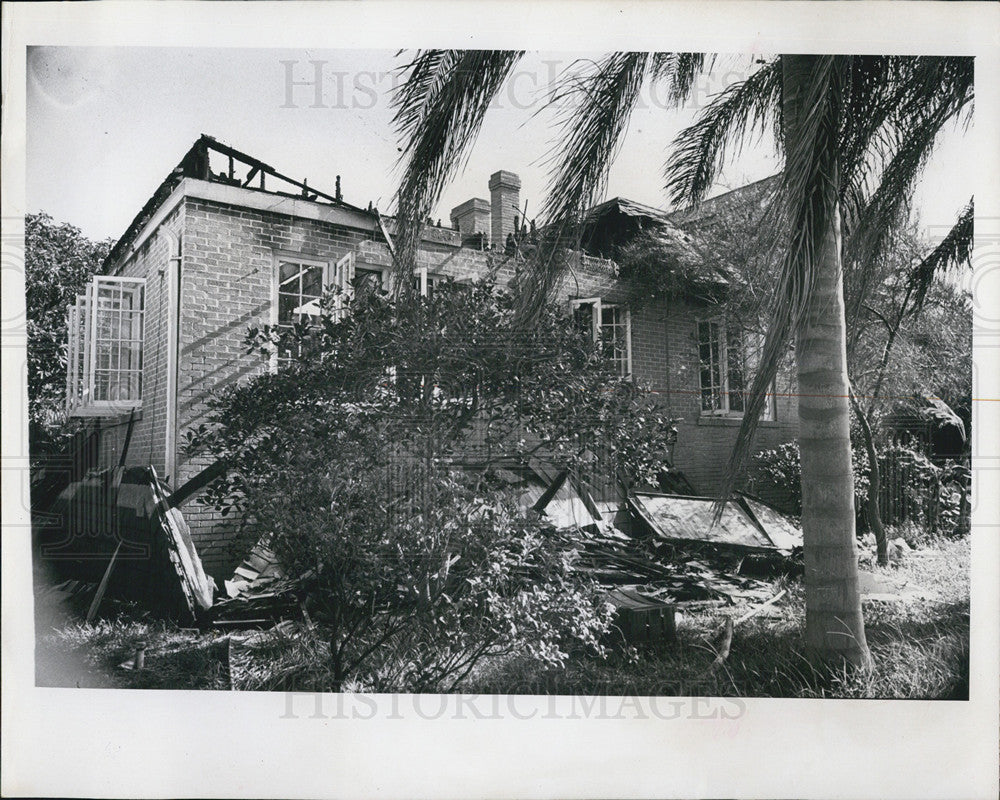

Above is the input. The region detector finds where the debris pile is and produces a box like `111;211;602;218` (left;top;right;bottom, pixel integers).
210;540;304;628
37;455;806;658
38;465;214;623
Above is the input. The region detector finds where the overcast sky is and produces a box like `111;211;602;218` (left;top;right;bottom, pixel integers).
27;47;975;245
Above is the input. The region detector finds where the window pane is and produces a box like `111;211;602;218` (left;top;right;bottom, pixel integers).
279;261;302;286
301;265;323;298
574;302;594;336
698;321;723;412
278;293;299;324
727;329;745;412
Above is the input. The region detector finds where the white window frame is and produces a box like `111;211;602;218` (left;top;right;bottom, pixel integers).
697;318;775;420
570;297;632;377
66;275;145;417
270;252;339;370
412;266;440;298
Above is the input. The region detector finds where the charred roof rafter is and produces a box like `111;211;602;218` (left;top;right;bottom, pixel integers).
102;134;365;274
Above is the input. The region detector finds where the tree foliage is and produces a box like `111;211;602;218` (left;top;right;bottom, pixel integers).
387;50;970;668
186;274;677;691
25;212;112;442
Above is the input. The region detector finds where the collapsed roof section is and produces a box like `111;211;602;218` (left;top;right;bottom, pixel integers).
579;196;732;295
101;134;367;275
103;135;761;292
582;197;703;260
41;465;214;622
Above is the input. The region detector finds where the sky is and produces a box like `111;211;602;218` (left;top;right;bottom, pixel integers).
26;47;975;246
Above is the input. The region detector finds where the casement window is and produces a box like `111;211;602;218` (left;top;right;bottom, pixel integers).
570;297;632;377
66;276;145;416
272;252;439;367
697;318;775;419
335;254;435;299
273;255;333;364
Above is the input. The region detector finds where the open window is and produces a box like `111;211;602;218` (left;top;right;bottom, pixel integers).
697;318;775;419
338;255;434;301
272;255;335;365
570;297;632;377
66;276;145;416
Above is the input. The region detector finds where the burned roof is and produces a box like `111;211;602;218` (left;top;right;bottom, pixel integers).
102;134;366;274
580;196;703;261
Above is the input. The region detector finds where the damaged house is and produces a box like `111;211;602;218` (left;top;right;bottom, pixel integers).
52;135;800;588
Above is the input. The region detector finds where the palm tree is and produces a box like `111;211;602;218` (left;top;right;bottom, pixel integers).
390;51;972;668
667;55;970;665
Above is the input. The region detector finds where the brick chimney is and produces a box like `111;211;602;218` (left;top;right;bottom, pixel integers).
450;198;491;244
489;170;521;250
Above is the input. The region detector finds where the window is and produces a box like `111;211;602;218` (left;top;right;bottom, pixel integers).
354;266;386;297
570;297;632;377
274;255;332;364
697;319;774;419
66;276;145;415
412;267;438;298
336;255;432;299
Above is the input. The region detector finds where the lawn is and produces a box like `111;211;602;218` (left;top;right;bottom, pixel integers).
34;534;970;699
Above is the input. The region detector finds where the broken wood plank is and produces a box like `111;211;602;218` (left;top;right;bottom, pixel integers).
165;460;228;510
531;469;569;513
86;542;122;624
734;589;788;625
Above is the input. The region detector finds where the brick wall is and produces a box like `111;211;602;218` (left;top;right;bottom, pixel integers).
173;197;385;573
661;298;799;497
94;205;181;481
96;192;799;579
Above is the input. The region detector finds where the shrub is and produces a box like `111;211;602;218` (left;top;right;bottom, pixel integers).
187;278;675;691
749;439;962;536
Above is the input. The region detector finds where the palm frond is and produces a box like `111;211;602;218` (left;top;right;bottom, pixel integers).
841;56;973;315
512;53;654;326
664;58;782;208
391;50;463;142
543;52;652;224
846;91;966;281
911;198;973;310
650;52;713;106
392;49;524;293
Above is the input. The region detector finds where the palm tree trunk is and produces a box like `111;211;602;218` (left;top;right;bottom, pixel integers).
783;55;873;669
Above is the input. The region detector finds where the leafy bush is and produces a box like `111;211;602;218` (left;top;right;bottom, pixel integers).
25;213;112;450
187;278;675;691
749;439;962;536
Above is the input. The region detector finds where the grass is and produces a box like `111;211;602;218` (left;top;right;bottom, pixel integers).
34;535;970;698
35;613;231;690
465;535;971;699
